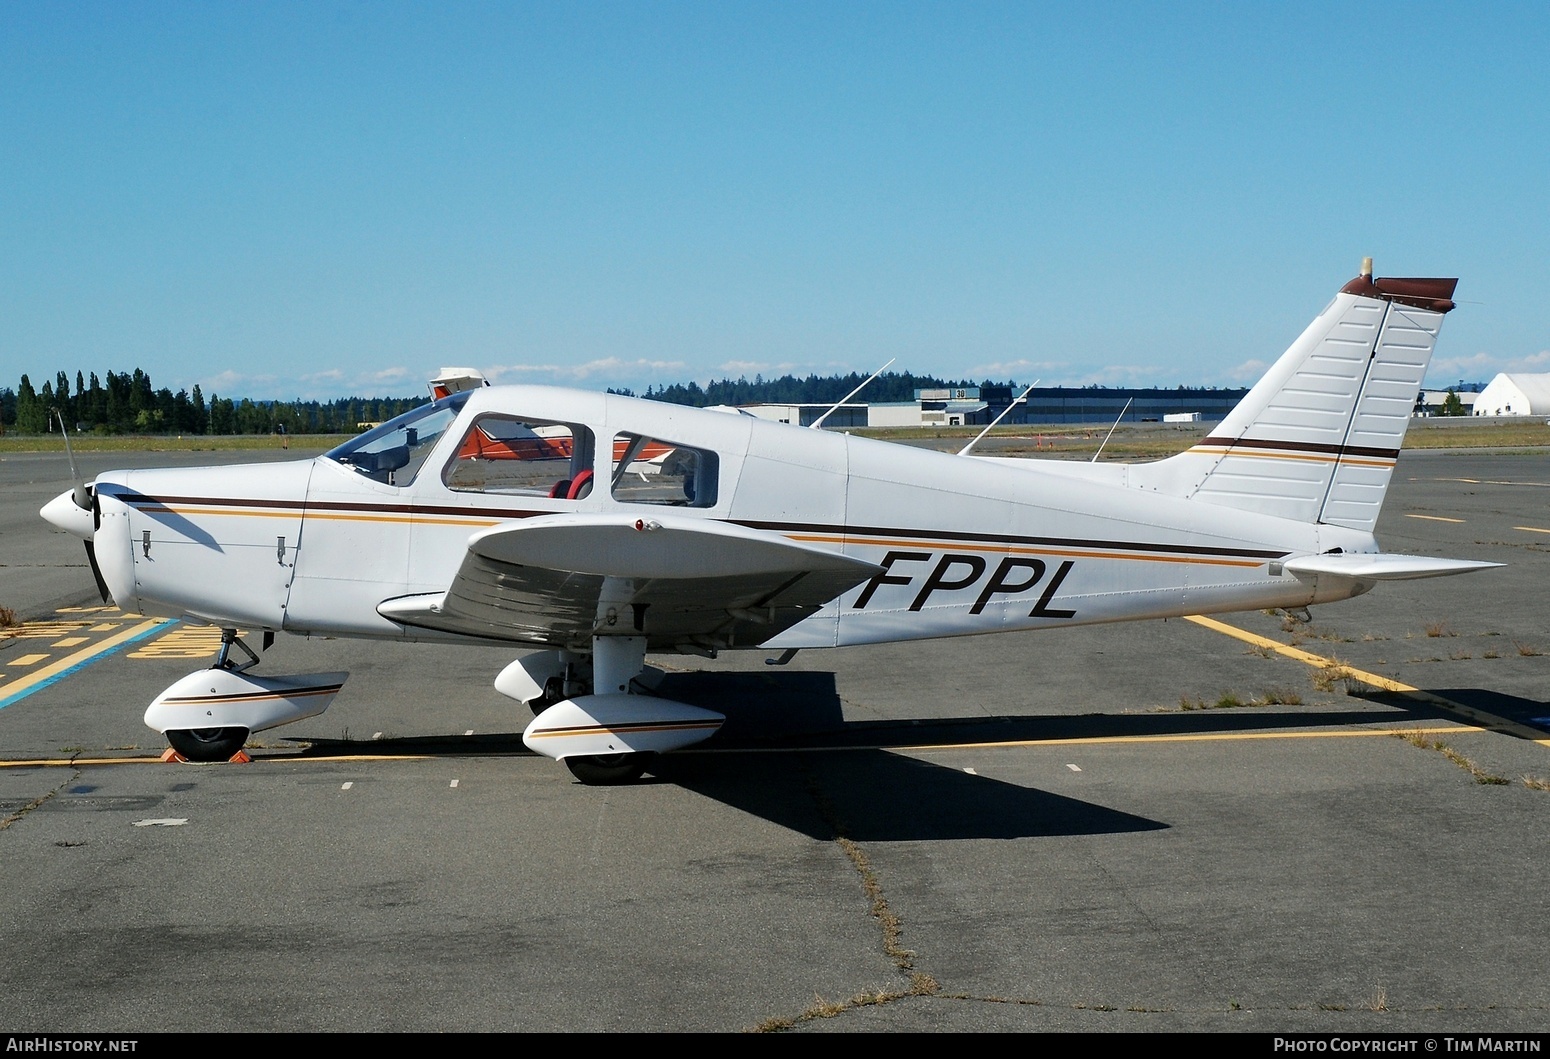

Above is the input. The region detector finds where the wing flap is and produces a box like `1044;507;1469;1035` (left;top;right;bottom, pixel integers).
379;514;880;650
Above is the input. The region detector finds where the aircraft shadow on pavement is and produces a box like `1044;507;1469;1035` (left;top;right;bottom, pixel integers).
291;670;1502;844
649;750;1168;842
293;669;1487;766
1399;688;1550;732
655;669;1476;750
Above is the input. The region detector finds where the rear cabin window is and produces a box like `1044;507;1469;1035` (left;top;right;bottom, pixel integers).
443;415;596;498
610;433;718;508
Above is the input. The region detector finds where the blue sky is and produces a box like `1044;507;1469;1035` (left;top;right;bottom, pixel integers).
3;2;1547;401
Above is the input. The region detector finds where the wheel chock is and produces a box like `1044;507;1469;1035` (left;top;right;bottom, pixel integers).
228;750;251;763
160;747;188;763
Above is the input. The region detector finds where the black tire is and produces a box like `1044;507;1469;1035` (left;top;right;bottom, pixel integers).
564;752;653;786
165;727;249;762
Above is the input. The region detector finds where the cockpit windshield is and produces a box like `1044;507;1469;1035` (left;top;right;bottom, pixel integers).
325;392;471;486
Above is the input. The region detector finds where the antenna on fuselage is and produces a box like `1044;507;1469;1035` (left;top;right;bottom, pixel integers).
957;380;1038;457
1091;397;1134;462
809;358;895;429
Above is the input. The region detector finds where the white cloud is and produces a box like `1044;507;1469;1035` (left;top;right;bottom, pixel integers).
1224;359;1271;385
715;360;774;376
198;370;278;395
967;358;1069;381
1066;364;1170;387
482;357;689;387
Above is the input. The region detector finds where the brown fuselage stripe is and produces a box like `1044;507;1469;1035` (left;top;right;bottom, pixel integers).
1186;448;1394;469
1196;436;1400;460
116;495;1289;566
529;721;723;739
161;684;345;705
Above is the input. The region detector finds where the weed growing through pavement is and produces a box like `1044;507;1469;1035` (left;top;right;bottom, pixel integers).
1394;731;1509;785
1311;661;1353;694
1177;689;1302;711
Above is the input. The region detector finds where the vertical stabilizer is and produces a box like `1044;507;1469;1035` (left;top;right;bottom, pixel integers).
1130;264;1456;532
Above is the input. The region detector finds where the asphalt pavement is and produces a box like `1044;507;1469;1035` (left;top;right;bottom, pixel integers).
1;444;1547;1033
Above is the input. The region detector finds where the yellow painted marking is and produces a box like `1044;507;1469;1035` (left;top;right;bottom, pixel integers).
55;605;120;614
128;626;232;659
0;619;171;701
51;637;88;648
0;753;430;768
6;622;93;639
1184;614;1550;747
901;725;1484;752
1514;526;1550;535
89;623;122;632
0;728;1485;769
7;654;49;667
1405;514;1465;523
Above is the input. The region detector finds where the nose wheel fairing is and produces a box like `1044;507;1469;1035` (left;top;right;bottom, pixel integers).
145;668;348;758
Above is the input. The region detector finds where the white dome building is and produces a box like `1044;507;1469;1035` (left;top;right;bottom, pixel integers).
1472;373;1550;416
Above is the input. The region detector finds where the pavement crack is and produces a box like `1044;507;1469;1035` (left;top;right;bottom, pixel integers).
0;768;79;832
747;765;941;1032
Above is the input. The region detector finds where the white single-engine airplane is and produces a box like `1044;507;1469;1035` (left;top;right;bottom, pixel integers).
42;261;1499;783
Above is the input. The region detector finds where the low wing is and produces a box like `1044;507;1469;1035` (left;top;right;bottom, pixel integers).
377;513;881;652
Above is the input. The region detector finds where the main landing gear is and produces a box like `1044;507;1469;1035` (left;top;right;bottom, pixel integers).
498;637;725;786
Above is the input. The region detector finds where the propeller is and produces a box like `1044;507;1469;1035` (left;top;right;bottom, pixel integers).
54;411;112;605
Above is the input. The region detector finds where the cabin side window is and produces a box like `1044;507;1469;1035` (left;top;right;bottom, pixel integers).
443;414;596;498
610;433;719;508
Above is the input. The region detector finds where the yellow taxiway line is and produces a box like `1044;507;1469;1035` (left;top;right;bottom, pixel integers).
1184;614;1550;747
0;753;433;769
899;725;1484;753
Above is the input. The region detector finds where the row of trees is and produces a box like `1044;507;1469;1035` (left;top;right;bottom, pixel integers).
614;371;1020;407
5;367;1480;436
6;367;1030;436
3;370;427;436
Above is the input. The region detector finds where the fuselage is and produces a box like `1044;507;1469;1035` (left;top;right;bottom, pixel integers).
78;384;1372;651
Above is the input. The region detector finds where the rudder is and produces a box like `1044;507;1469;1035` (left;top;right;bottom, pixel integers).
1131;262;1456;532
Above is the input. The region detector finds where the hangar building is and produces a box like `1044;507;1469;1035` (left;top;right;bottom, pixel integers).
1472;374;1550;417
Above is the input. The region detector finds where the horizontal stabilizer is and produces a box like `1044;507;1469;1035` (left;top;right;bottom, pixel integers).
1284;554;1502;583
